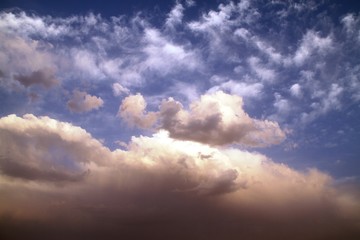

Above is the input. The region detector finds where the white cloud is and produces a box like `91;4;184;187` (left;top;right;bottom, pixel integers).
112;83;130;96
235;28;283;64
165;2;185;29
208;79;263;99
341;13;357;35
71;49;105;79
248;56;277;82
290;83;302;98
188;2;236;32
143;28;200;74
271;93;291;122
292;30;333;66
67;90;104;113
322;83;343;113
300;84;343;124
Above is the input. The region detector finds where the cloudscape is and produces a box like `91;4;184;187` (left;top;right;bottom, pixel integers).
0;0;360;239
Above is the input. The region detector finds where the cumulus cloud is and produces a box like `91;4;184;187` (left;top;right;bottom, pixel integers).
0;114;359;239
67;90;104;113
158;91;285;146
0;114;110;182
119;91;285;147
118;93;157;128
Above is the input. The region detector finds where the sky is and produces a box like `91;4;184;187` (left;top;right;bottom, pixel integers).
0;0;360;239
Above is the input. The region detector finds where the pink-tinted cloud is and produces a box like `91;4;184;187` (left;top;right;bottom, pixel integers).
119;91;286;147
67;90;104;113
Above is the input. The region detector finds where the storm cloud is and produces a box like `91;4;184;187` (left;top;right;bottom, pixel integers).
0;114;359;239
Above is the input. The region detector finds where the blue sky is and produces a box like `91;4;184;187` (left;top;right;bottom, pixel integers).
1;1;360;239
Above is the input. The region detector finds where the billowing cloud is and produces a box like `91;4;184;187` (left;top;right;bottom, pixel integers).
119;91;285;147
0;114;111;182
67;90;104;113
158;91;285;146
118;93;157;128
0;114;359;239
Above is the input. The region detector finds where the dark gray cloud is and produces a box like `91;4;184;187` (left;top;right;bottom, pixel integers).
0;156;86;182
14;67;59;88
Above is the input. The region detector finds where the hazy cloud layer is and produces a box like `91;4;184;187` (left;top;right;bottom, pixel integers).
0;114;359;239
119;91;286;147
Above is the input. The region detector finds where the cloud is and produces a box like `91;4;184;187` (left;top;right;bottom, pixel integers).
270;93;291;122
292;30;333;66
14;67;59;88
165;2;185;29
67;90;104;113
118;93;157;128
71;49;105;79
234;28;283;64
290;83;302;98
248;56;277;82
0;114;359;239
119;91;285;147
300;83;344;124
0;114;110;182
112;83;130;96
0;32;56;89
143;28;200;74
158;91;285;146
207;77;264;99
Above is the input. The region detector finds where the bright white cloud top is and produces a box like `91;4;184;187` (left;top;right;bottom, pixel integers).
0;0;360;239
